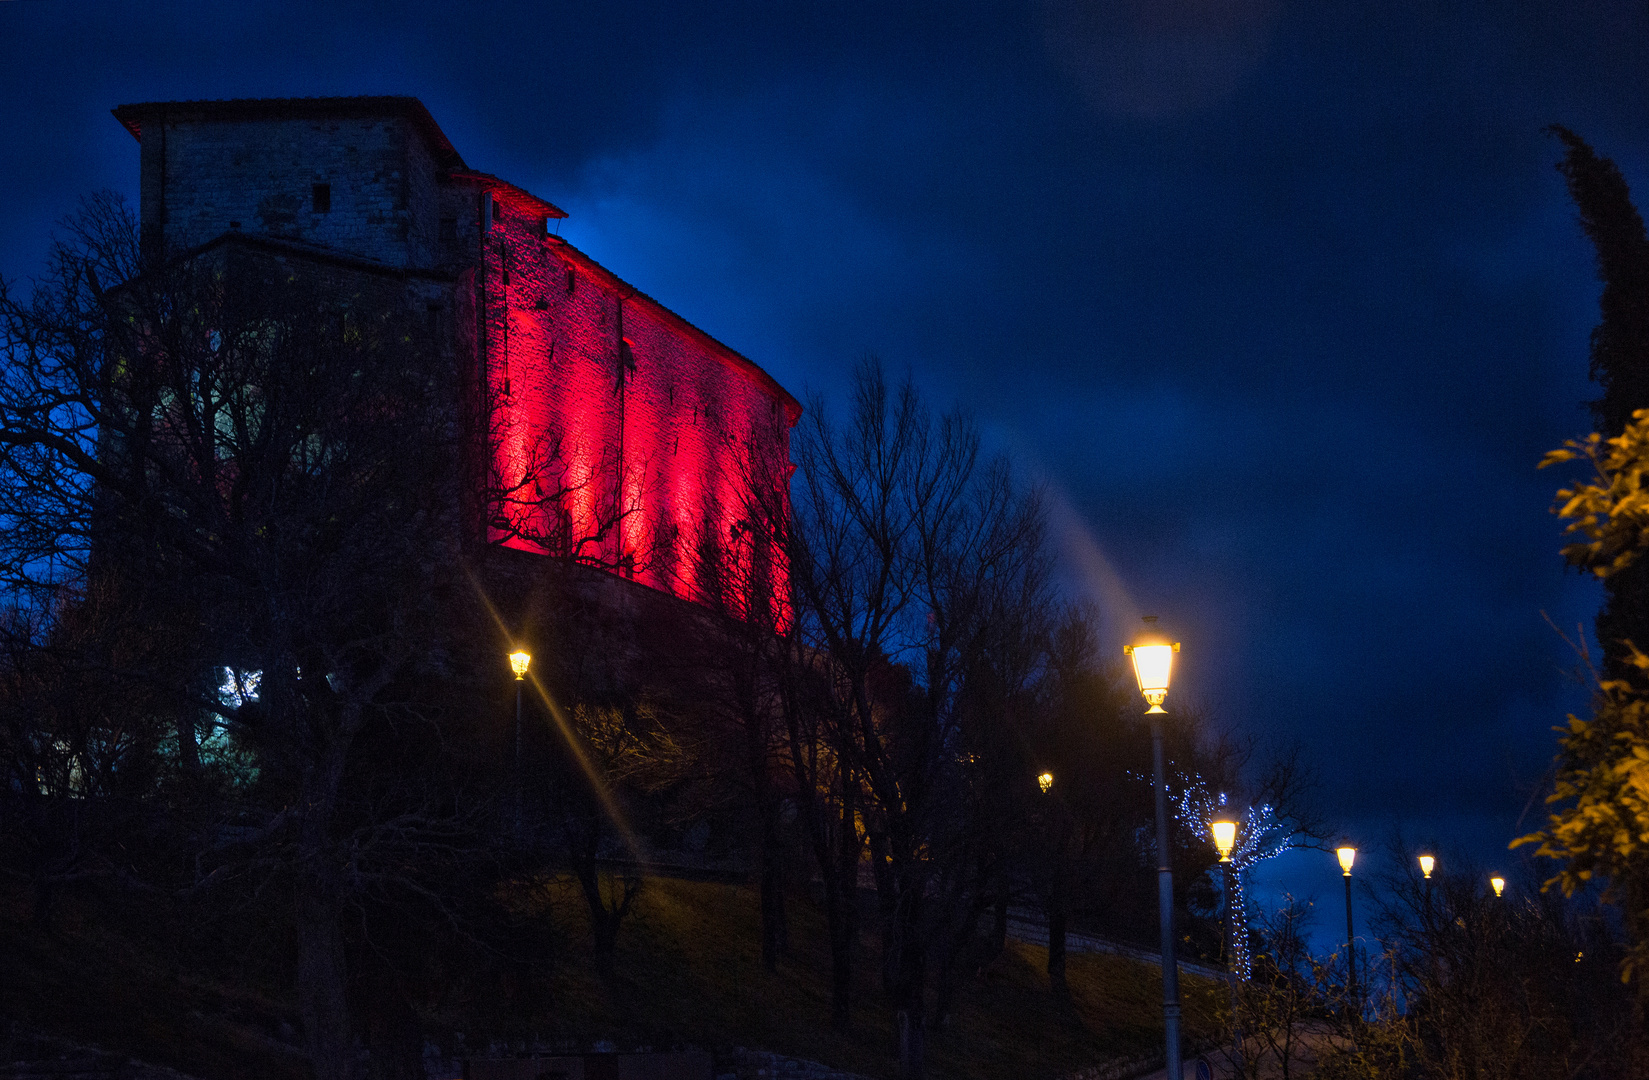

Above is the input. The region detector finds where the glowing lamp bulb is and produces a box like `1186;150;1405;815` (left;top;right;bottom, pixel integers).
509;650;531;680
1211;818;1238;862
1336;844;1357;876
1124;619;1179;714
1418;854;1435;880
1490;876;1505;898
1038;771;1054;794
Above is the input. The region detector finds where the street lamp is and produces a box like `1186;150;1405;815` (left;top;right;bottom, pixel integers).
1210;812;1242;1071
1490;876;1505;898
1417;853;1438;977
1337;842;1358;1013
1125;616;1183;1080
509;650;530;828
1038;771;1054;794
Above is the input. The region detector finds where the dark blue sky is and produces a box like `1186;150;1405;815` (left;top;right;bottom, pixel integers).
3;0;1645;910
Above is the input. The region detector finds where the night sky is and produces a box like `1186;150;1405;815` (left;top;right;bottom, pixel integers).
3;1;1646;923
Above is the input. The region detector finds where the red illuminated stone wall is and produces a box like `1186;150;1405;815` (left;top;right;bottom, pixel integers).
476;188;798;624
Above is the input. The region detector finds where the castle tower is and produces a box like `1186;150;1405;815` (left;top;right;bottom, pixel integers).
113;96;799;623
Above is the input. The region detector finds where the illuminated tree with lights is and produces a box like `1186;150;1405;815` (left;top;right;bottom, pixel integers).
1173;773;1309;978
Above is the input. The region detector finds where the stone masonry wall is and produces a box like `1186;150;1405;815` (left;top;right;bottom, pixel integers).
148;113;427;266
480;195;796;617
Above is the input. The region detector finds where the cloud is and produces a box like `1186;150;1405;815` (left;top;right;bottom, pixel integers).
1038;0;1282;119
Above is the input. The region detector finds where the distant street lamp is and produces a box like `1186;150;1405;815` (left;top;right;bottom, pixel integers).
1210;812;1242;1070
1039;770;1055;795
1491;876;1506;898
1125;616;1183;1080
1418;854;1435;880
1337;842;1358;1013
509;650;530;828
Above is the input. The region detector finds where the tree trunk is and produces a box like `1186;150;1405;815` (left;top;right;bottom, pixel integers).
1047;901;1069;999
176;709;201;774
297;881;353;1080
869;830;899;993
293;724;357;1080
826;870;855;1029
576;850;640;980
758;798;788;972
897;1004;925;1080
579;861;619;977
990;887;1009;961
891;878;927;1080
930;901;981;1030
829;778;862;1029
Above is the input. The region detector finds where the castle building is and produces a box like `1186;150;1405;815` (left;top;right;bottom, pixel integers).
111;96;799;622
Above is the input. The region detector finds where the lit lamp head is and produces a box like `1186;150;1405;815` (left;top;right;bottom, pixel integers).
1038;771;1054;794
1211;817;1238;862
508;650;531;681
1490;876;1505;898
1124;617;1180;715
1336;843;1357;877
1418;854;1435;880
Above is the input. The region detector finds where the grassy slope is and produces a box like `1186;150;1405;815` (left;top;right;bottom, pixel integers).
0;876;1221;1080
461;876;1223;1080
0;883;307;1080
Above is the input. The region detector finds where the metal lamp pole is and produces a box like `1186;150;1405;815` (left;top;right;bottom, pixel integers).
1127;618;1182;1080
1211;815;1242;1072
1150;717;1181;1078
1337;843;1358;1016
509;650;531;829
1419;854;1436;977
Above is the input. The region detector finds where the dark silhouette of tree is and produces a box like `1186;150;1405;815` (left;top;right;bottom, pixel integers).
1551;125;1649;678
1023;607;1140;999
1551;126;1649;438
784;358;1049;1080
0;194;609;1080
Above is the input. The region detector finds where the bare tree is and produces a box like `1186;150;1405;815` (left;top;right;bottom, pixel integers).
0;194;566;1079
784;358;1049;1080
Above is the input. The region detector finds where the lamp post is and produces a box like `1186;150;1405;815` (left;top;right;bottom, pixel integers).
1337;842;1358;1015
1039;770;1054;795
1490;876;1505;898
1125;616;1182;1080
1211;812;1242;1072
509;649;530;827
1418;853;1436;968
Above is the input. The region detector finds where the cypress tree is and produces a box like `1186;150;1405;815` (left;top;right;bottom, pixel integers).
1552;125;1649;672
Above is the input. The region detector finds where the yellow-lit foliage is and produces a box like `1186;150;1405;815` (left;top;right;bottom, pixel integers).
1514;645;1649;977
1520;411;1649;981
1541;407;1649;579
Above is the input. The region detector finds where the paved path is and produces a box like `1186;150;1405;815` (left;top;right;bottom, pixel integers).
1003;914;1227;981
1128;1056;1236;1080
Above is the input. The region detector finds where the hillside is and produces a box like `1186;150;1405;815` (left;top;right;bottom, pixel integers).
0;874;1222;1080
